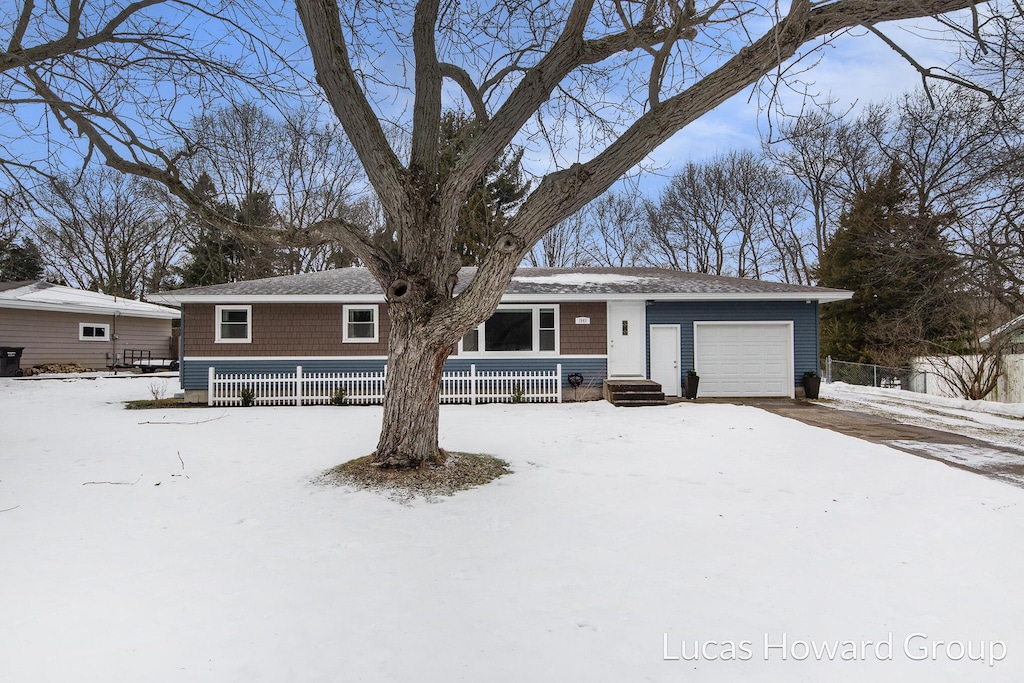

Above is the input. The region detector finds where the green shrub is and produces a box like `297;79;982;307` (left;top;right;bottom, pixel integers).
240;387;255;407
330;388;348;406
510;384;526;404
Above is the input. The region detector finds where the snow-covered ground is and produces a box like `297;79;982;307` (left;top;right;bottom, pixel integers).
3;375;1024;682
820;382;1024;452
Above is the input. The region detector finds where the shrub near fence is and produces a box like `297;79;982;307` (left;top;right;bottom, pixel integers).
911;354;1024;403
208;364;562;407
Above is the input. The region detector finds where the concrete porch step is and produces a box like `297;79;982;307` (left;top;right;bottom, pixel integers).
613;398;670;407
603;379;668;407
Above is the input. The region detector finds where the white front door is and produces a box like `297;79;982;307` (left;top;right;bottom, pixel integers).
607;301;646;377
649;324;681;397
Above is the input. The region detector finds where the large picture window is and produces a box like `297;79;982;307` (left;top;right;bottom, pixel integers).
215;305;251;343
343;305;379;343
460;305;558;355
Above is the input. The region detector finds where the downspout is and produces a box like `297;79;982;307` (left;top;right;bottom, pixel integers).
178;304;184;390
111;311;119;375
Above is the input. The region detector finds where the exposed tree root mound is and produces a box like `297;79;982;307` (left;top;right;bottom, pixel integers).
319;452;511;502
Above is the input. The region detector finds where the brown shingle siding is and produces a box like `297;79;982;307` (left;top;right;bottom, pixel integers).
560;302;607;355
183;303;390;356
182;301;603;357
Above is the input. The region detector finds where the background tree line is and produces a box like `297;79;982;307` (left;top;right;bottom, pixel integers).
526;84;1024;370
0;104;530;296
2;85;1022;373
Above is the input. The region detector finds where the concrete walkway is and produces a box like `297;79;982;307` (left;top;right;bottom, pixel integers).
694;397;1024;489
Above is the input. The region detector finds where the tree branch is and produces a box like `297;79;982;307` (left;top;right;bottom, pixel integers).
862;23;999;105
23;65;244;238
441;0;597;224
440;62;488;122
306;217;392;282
508;0;1000;249
295;0;410;234
410;0;442;177
8;0;35;52
1;0;166;74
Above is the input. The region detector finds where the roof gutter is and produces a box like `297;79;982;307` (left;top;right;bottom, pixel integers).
149;291;854;306
0;299;181;319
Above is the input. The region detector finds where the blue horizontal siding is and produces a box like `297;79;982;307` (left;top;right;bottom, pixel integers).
645;300;820;385
182;358;386;390
183;356;607;390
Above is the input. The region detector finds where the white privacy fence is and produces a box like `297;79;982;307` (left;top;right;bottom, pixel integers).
207;364;562;407
911;354;1024;403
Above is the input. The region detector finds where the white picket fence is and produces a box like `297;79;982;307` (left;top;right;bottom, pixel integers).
207;364;562;407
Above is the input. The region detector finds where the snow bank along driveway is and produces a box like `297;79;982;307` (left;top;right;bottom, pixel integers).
2;376;1024;682
821;382;1024;486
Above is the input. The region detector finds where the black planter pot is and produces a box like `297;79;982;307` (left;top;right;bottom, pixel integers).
684;375;700;400
803;375;821;400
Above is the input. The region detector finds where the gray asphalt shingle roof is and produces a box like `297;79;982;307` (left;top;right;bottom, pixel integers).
152;266;849;301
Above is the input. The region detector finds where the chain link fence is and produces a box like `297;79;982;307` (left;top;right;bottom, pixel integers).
824;356;920;391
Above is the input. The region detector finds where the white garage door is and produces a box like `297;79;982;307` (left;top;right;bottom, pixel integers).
694;322;794;397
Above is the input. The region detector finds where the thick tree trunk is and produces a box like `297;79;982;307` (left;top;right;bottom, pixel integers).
372;300;452;468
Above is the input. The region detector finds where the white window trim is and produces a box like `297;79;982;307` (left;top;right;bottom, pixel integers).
343;304;379;343
78;323;110;341
215;305;252;344
458;304;560;357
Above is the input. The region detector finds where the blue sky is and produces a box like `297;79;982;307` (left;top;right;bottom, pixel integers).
557;19;963;196
1;4;970;205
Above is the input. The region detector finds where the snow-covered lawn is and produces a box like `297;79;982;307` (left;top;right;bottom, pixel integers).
3;376;1024;682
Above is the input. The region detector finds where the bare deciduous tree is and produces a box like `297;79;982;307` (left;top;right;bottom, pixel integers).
1;2;279;197
5;0;1020;466
922;308;1013;400
647;151;812;282
185;102;364;275
766;107;854;255
651;161;731;274
525;212;594;268
34;170;182;298
581;189;647;267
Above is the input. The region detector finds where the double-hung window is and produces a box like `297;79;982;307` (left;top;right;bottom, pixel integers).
343;305;379;343
215;305;252;343
460;305;558;355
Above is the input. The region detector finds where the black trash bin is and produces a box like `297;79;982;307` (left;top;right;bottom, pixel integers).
0;347;24;377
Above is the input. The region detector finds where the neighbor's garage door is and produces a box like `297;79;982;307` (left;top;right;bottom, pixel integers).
694;322;793;397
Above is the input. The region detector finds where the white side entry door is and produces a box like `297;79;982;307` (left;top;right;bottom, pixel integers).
649;324;681;397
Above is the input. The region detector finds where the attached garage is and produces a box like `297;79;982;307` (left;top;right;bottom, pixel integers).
646;296;846;400
693;321;795;398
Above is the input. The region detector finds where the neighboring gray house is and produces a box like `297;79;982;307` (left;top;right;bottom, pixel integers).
150;267;851;403
0;281;180;371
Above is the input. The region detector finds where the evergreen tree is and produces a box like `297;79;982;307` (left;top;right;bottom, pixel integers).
817;163;967;366
0;237;44;281
232;190;281;280
178;175;280;286
439;112;530;266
